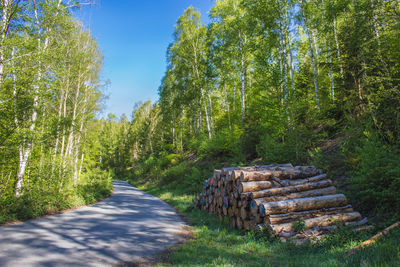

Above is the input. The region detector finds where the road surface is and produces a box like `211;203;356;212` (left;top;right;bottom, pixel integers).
0;181;187;266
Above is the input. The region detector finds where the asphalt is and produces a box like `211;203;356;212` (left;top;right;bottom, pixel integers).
0;180;187;267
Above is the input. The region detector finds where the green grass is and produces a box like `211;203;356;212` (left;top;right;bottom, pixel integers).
0;168;113;224
128;178;400;267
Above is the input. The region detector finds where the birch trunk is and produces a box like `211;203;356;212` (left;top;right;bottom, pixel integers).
181;106;184;151
240;48;246;122
201;88;212;138
233;83;236;111
333;18;344;76
288;34;296;98
301;0;320;110
327;40;335;103
193;102;197;135
279;16;288;116
16;0;42;196
0;0;11;86
371;0;381;49
312;30;319;75
223;84;231;130
207;93;213;130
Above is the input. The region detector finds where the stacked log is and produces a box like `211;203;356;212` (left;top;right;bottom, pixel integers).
193;164;366;238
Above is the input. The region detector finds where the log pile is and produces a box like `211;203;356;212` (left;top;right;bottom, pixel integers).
193;164;366;239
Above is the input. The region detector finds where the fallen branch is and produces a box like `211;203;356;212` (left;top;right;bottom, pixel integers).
346;221;400;256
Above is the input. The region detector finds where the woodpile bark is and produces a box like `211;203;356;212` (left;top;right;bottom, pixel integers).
193;164;366;240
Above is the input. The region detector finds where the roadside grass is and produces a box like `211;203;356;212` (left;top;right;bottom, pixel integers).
128;177;400;267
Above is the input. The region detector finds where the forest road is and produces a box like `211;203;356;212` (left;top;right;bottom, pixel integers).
0;180;187;267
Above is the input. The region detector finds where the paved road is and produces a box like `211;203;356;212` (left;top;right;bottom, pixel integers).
0;181;187;267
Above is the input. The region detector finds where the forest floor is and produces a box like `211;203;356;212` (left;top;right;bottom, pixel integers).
127;154;400;267
0;181;186;267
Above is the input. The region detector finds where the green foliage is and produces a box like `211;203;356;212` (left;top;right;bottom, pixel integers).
0;167;112;224
196;127;245;163
0;1;109;223
292;219;306;233
160;162;190;185
350;134;400;218
77;167;113;204
256;131;309;165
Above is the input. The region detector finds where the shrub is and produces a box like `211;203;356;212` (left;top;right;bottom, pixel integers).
349;133;400;218
197;126;245;163
160;162;190;185
256;130;309;165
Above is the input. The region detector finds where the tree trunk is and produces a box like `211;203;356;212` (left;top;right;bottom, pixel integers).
0;0;10;86
301;0;320;110
259;194;348;215
333;18;344;76
371;0;381;49
207;92;213;130
240;57;246;122
268;205;354;224
346;222;400;255
327;40;335;103
238;181;274;193
239;32;247;122
252;186;337;206
270;212;362;234
223;84;231;130
251;179;332;199
240;170;273;182
279;16;288;115
201;88;212;138
16;0;42;196
288;34;296;99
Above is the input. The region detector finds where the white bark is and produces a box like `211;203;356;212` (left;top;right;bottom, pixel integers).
0;0;11;86
288;34;296;98
193;101;197;135
333;18;344;77
207;92;213;130
371;0;381;49
312;30;319;75
16;0;42;196
201;88;212;138
327;40;335;103
181;106;184;151
223;84;231;130
301;0;320;110
239;32;247;122
279;17;288;111
233;82;236;110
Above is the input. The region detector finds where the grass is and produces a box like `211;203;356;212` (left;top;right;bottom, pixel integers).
0;169;113;225
127;177;400;267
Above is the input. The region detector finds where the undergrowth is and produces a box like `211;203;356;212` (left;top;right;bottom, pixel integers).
0;167;113;224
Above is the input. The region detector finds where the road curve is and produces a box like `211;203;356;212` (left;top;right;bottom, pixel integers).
0;181;186;266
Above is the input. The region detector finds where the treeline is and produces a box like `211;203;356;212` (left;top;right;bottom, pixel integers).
0;0;111;222
108;0;400;219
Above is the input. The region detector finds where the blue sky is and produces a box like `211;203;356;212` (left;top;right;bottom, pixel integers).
76;0;215;119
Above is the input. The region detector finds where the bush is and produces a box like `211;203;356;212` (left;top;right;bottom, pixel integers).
196;126;245;163
256;130;309;165
160;162;190;185
349;133;400;218
77;167;113;204
0;167;113;224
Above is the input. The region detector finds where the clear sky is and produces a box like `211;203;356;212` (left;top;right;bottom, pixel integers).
76;0;215;119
